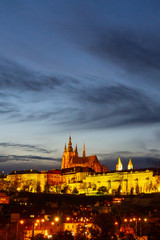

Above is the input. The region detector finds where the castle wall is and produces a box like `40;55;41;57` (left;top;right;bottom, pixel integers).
82;169;160;195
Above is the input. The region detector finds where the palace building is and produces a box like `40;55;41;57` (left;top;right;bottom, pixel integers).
0;135;160;195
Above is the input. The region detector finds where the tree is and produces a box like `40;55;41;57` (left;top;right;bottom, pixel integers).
52;230;74;240
36;181;41;193
74;224;88;240
97;186;107;195
61;185;70;194
93;213;117;240
89;224;101;240
31;233;45;240
117;185;122;195
72;187;78;194
44;181;50;193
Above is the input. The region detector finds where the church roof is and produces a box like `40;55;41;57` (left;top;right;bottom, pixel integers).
71;155;98;164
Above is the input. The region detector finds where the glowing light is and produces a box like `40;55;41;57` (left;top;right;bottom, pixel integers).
51;222;54;225
124;219;127;222
115;222;118;225
20;220;24;224
130;219;133;222
133;218;136;221
144;218;147;222
55;217;59;222
41;219;45;222
138;218;141;221
36;219;40;223
66;217;70;221
45;230;48;236
35;223;38;226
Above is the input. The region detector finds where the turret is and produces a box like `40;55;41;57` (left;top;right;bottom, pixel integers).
67;134;73;152
64;143;67;152
74;144;78;156
83;144;86;157
128;158;133;170
116;157;123;171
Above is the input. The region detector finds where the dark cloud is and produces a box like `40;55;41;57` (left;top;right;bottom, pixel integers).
98;150;160;170
0;58;63;92
0;153;61;173
0;142;56;154
0;57;160;130
89;28;160;77
0;154;60;163
74;84;160;128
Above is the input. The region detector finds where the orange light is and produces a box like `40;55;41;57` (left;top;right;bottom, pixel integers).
20;220;24;224
133;218;136;221
124;219;127;222
115;222;118;225
51;222;54;225
36;219;40;223
130;219;133;222
144;218;147;222
55;217;59;222
41;219;45;223
35;223;38;226
66;217;70;221
138;218;141;221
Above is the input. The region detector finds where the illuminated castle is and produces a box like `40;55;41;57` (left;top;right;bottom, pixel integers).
61;135;107;173
0;135;160;195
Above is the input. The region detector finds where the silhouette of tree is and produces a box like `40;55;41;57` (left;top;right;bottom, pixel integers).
44;181;50;193
72;187;78;194
97;186;107;195
52;230;74;240
93;213;117;240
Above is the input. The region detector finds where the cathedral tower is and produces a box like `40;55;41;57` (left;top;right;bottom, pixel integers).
61;134;77;169
83;144;86;158
128;158;133;170
116;157;123;171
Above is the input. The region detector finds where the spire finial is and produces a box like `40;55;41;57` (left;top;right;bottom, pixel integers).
116;157;123;171
67;133;73;152
83;143;86;157
128;157;133;170
64;143;67;152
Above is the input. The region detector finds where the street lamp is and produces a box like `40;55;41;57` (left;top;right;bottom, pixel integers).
16;220;24;240
55;217;59;222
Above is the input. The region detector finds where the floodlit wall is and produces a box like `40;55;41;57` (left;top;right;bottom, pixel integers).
82;169;160;195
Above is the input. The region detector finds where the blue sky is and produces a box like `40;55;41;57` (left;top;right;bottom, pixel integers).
0;0;160;173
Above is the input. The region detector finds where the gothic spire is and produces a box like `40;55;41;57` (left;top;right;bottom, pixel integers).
116;157;123;171
83;143;86;157
128;157;133;170
74;144;78;155
64;143;67;152
67;133;73;152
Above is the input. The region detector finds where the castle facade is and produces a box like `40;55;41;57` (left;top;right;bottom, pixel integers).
0;136;160;195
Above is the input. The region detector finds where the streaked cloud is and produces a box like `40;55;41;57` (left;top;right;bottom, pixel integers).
0;142;56;154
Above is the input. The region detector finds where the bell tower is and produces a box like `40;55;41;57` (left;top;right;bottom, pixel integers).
128;158;133;170
61;134;76;169
116;157;123;171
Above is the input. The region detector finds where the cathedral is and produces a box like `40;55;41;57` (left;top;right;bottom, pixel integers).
61;135;107;173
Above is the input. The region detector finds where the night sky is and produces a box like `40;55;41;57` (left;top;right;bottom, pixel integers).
0;1;160;173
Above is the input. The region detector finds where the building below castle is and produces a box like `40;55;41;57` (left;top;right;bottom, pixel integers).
0;136;160;195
